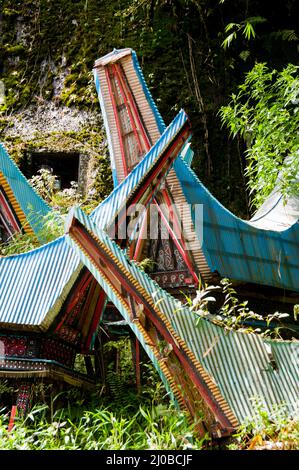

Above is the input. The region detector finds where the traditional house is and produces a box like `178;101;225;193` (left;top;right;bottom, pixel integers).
0;49;298;437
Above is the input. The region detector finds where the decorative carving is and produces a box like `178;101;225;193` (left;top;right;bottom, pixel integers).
0;335;39;358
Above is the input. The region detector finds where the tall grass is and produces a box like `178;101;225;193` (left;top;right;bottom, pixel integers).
1;341;298;450
0;401;207;450
0;358;208;450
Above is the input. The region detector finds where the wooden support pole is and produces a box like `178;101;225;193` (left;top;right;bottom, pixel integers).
84;356;95;378
8;405;17;432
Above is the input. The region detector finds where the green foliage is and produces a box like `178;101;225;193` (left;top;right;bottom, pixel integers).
0;366;297;449
104;338;135;397
222;17;267;49
0;384;207;450
1;335;205;450
229;399;299;450
190;278;291;338
29;169;63;204
0;210;64;256
0;168;88;256
136;257;156;273
220;63;299;208
29;168;96;213
0;380;15;395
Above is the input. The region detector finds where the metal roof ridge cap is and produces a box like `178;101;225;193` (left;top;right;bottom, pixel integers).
94;48;132;67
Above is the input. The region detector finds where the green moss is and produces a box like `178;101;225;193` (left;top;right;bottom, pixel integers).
1;44;25;55
2;7;20;16
0;113;112;201
2;0;294;214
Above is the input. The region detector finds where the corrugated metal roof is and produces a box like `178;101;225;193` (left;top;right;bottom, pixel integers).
93;50;213;280
90;109;189;228
97;49;299;292
66;208;238;433
0;143;51;234
182;319;299;422
249;185;299;231
68;206;299;424
0;111;187;329
176;158;299;292
0;237;80;329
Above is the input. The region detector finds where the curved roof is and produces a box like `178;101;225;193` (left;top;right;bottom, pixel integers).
131;47;299;233
95;48;299;292
250;187;299;231
68;205;299;427
0;236;79;329
0;143;51;235
0;111;188;328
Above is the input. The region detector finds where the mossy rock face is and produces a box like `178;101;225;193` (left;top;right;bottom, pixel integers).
1;0;296;215
1;102;113;202
0;0;134;112
0;1;124;201
0;0;249;214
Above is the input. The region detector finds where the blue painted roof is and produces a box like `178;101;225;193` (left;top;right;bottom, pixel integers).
68;206;299;424
177;156;299;291
0;143;51;234
103;49;299;292
0;236;79;329
0;111;187;328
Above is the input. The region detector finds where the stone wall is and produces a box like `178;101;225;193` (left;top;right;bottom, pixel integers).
3;102;104;196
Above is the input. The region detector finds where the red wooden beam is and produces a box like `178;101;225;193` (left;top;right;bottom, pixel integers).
108;123;191;241
111;65;196;280
84;288;107;352
161;188;184;245
111;64;144;155
68;219;235;433
54;270;92;333
114;63;152;151
8;405;17;432
108;64;196;283
153;200;199;284
79;279;98;332
105;66;128;177
133;211;147;261
0;189;21;235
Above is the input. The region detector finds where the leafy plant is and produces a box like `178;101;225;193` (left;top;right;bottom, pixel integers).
136;257;156;273
0;167;99;256
0;380;15;395
29;169;61;203
222;16;267;49
230;399;299;450
29;168;93;213
190;278;291;338
0;209;64;256
0;391;208;450
219;63;299;208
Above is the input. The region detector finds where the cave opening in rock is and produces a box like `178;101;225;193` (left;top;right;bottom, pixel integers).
22;151;80;190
